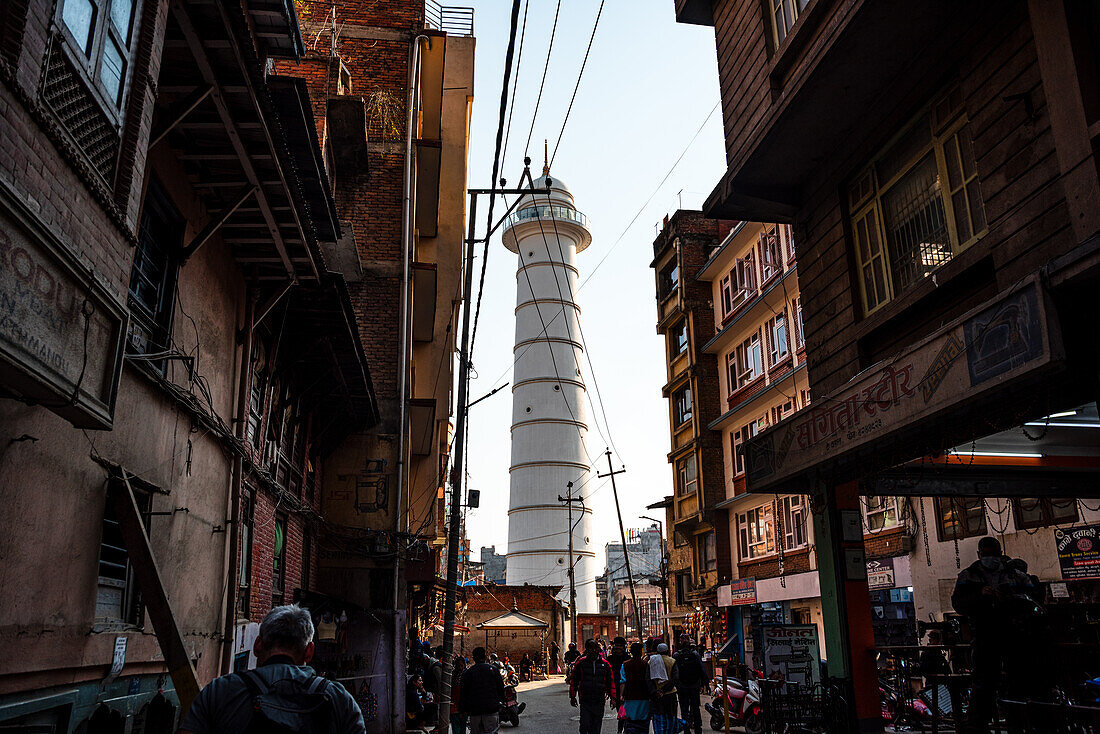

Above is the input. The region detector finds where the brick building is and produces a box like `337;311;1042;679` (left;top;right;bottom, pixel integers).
464;585;568;663
0;0;375;730
677;0;1100;726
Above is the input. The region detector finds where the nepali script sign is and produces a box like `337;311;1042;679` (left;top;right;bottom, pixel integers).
745;277;1059;493
762;625;820;688
1056;524;1100;581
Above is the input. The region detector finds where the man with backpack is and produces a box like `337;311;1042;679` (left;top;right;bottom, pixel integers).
180;604;365;734
569;639;617;734
673;637;705;734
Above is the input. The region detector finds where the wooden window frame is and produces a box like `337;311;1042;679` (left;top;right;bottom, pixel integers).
673;383;693;427
676;453;698;497
934;496;987;541
670;318;689;358
737;504;775;561
1012;498;1078;530
698;531;718;573
126;180;180;372
735;330;764;390
732;417;765;477
849;94;987;316
53;0;141;123
766;0;810;50
759;227;782;285
765;311;790;368
781;495;807;550
864;496;900;532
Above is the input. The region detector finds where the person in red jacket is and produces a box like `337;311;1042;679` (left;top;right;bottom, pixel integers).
570;639;617;734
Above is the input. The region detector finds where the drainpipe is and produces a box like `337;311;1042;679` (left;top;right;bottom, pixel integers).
221;289;256;673
394;31;430;734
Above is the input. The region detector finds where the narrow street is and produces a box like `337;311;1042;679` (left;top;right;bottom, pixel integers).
513;676;615;731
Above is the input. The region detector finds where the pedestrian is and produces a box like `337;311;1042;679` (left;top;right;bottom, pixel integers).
570;639;617;734
673;637;705;734
452;655;469;734
550;640;561;674
564;642;581;667
460;646;507;734
651;643;678;734
607;637;629;683
520;652;533;682
179;604;365;734
406;673;438;730
619;642;654;733
952;536;1046;732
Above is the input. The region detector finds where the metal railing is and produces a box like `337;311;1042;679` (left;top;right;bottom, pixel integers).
424;1;474;36
504;205;589;230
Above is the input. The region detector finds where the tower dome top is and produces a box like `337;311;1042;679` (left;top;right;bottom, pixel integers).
530;174;571;196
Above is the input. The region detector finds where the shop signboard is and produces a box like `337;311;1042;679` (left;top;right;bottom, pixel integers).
761;624;820;688
745;276;1060;493
718;578;757;606
866;558;895;590
0;182;126;428
1056;524;1100;580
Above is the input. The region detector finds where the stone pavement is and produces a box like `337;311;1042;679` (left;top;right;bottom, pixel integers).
512;675;618;730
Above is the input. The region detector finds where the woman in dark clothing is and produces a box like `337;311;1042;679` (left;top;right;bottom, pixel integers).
520;652;533;682
619;642;653;731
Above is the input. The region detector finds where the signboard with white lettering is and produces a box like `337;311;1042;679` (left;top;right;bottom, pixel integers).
1056;524;1100;580
762;624;820;687
0;183;126;428
745;277;1059;493
718;578;756;607
866;558;896;590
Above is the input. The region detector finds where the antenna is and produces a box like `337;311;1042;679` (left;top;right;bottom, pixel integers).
543;139;550;176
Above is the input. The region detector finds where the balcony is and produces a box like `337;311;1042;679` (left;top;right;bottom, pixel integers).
504;204;588;231
424;1;474;36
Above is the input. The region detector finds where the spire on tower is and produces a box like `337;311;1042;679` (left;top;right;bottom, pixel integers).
543;139;550;176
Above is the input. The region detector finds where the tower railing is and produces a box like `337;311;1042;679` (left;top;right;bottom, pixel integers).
424;1;474;36
505;205;589;230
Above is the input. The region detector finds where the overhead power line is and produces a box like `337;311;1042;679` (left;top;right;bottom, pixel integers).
499;0;529;174
549;0;605;167
523;0;562;158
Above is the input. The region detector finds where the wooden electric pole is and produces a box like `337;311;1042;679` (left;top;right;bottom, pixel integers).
599;449;642;638
558;482;581;645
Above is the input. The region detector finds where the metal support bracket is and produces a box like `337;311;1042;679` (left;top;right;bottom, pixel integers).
180;184;257;262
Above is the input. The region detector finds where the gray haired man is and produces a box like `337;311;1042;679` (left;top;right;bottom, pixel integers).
180;604;365;734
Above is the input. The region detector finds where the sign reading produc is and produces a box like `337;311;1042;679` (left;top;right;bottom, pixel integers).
0;182;126;428
1056;525;1100;580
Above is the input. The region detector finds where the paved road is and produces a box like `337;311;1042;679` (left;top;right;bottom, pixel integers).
511;675;618;731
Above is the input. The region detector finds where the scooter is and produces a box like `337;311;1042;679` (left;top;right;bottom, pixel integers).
704;675;764;734
879;677;933;727
499;683;527;726
500;661;520;687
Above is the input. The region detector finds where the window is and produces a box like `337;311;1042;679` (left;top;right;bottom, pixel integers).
849;96;986;314
781;224;796;264
676;454;697;496
1012;498;1078;530
719;272;737;318
732;418;765;476
734;331;764;389
673;384;693;426
699;531;717;573
935;496;986;541
781;496;807;550
798;388;811;408
675;573;690;606
237;488;255;617
738;505;775;560
735;254;757;300
760;228;782;283
771;398;795;425
765;312;790;367
768;0;809;48
127;182;180;367
272;514;287;602
659;260;680;301
57;0;139;110
864;496;900;532
96;485;151;625
792;297;804;350
670;319;688;357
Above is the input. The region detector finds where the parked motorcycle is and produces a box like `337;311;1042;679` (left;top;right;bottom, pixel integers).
499;683;526;727
500;661;519;687
879;677;932;727
705;675;764;734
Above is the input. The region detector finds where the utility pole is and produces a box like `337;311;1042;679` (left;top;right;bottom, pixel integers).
558;482;581;646
599;448;642;639
640;515;670;643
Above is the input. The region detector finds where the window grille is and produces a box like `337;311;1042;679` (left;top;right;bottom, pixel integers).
41;39;119;180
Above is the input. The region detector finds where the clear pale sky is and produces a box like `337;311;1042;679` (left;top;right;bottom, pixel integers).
459;1;725;587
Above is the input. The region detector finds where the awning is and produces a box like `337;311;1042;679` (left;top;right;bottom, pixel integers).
477;610;548;630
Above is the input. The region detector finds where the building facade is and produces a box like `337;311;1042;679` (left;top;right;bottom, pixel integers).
651;211;736;643
678;0;1100;726
480;545;508;584
602;525;664;615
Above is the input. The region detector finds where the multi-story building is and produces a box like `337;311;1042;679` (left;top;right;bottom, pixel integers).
678;0;1100;726
0;0;376;729
480;545;508;584
651;211;736;643
602;525;663;615
614;584;666;641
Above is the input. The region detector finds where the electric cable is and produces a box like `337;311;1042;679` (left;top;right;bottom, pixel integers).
499;0;529;175
548;0;605;168
523;0;562;158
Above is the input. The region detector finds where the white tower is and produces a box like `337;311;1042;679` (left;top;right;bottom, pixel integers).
502;167;597;613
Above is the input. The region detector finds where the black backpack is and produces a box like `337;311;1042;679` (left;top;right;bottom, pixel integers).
237;670;336;733
675;651;705;688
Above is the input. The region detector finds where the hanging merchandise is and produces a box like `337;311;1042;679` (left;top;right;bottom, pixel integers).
358;680;379;722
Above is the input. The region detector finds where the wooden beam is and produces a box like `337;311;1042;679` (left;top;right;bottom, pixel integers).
108;471;201;716
181;184;256;261
171;0;318;281
150;84;213;148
